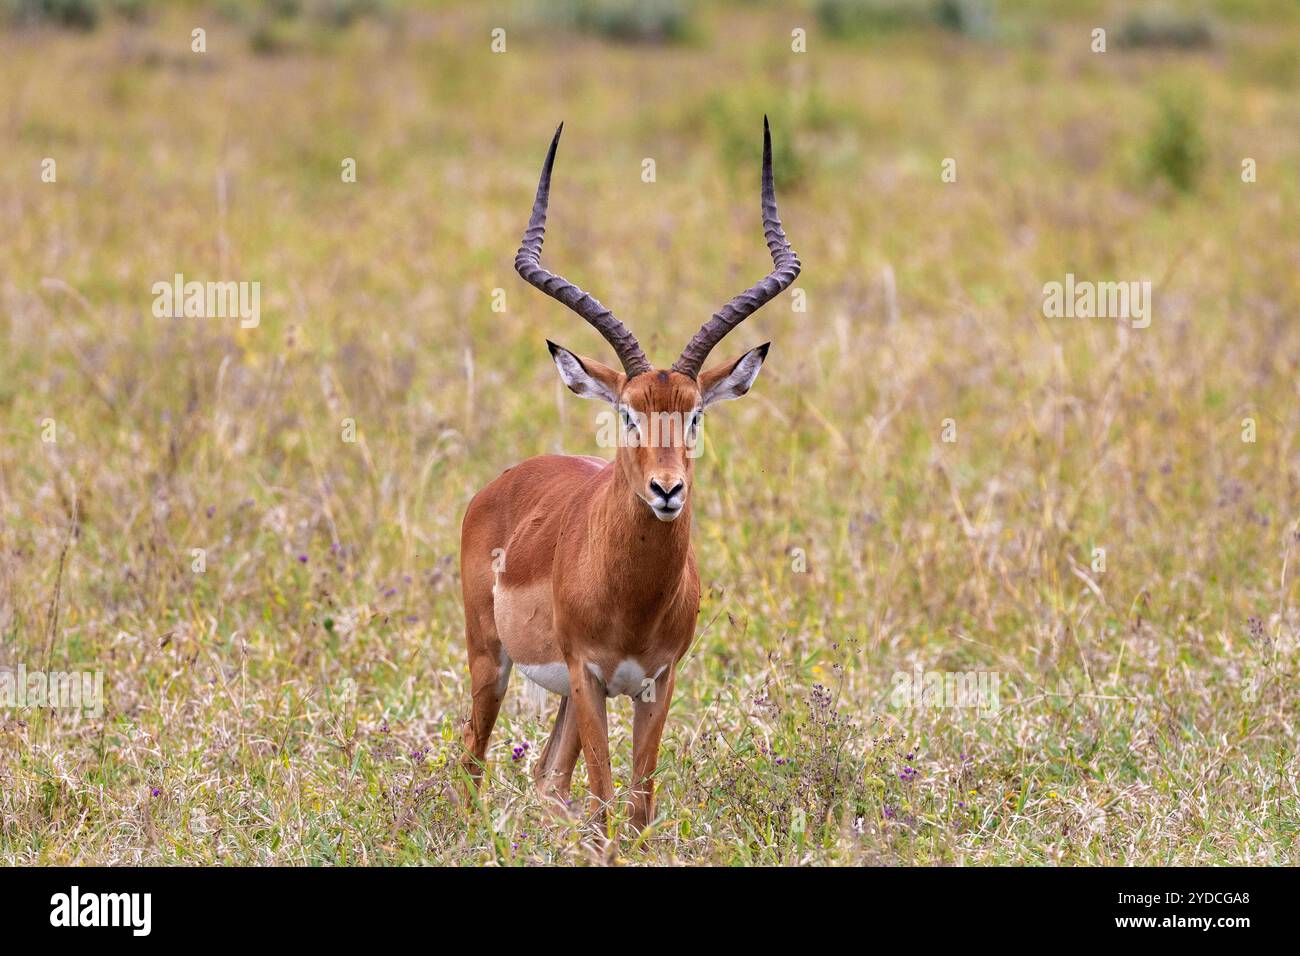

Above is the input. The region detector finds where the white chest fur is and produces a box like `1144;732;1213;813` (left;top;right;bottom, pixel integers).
588;659;668;699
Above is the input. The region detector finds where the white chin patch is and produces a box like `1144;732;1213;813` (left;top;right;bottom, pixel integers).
651;504;684;522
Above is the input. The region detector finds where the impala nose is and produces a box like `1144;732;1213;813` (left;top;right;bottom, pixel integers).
647;477;685;522
649;478;683;501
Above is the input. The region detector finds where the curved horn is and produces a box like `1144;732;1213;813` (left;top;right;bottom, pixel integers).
515;124;652;378
672;116;801;378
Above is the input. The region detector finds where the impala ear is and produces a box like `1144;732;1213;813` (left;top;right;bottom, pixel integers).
547;340;623;404
698;342;769;408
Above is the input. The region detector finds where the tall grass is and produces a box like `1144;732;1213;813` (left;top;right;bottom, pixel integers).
0;2;1297;864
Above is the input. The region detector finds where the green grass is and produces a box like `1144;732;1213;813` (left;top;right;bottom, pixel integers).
0;2;1297;865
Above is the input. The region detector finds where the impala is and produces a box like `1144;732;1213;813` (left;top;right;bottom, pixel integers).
459;118;800;831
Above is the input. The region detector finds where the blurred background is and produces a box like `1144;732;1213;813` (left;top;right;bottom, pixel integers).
0;0;1297;864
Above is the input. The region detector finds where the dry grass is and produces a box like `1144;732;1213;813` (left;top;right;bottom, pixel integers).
0;1;1298;864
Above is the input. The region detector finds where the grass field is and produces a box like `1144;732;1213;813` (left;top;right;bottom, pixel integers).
1;0;1298;865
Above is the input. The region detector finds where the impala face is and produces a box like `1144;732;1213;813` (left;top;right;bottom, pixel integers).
548;341;770;522
620;372;698;521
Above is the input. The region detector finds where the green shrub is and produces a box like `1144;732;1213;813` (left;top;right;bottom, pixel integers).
933;0;996;38
249;19;293;55
4;0;101;30
548;0;693;44
816;0;996;39
1141;91;1206;193
108;0;153;21
816;0;928;36
316;0;384;29
245;0;388;54
1116;6;1217;50
699;94;807;192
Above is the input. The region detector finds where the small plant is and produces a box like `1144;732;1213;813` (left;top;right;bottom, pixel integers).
249;18;295;55
679;683;890;853
1141;91;1206;194
700;92;807;191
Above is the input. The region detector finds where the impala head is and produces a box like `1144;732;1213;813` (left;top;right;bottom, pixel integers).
515;117;800;523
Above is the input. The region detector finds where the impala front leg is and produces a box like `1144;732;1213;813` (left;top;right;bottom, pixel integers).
568;660;613;827
630;665;675;832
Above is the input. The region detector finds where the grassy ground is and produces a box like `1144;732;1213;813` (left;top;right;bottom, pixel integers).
1;0;1298;864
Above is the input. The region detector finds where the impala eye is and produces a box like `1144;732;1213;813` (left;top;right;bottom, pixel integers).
620;405;641;435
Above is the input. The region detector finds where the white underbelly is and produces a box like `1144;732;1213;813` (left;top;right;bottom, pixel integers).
517;661;570;696
515;658;670;699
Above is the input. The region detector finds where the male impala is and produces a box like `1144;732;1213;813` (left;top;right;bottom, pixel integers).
459;118;800;832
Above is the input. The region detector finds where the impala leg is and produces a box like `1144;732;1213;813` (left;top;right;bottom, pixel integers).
630;666;675;832
459;633;510;801
534;695;583;807
568;662;613;827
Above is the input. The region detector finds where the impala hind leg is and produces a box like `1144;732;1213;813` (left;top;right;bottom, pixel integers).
459;612;511;799
533;695;583;807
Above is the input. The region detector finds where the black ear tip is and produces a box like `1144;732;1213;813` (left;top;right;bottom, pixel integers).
546;339;561;356
756;341;771;358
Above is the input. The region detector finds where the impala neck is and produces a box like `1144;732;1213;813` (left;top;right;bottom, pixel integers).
592;459;693;597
